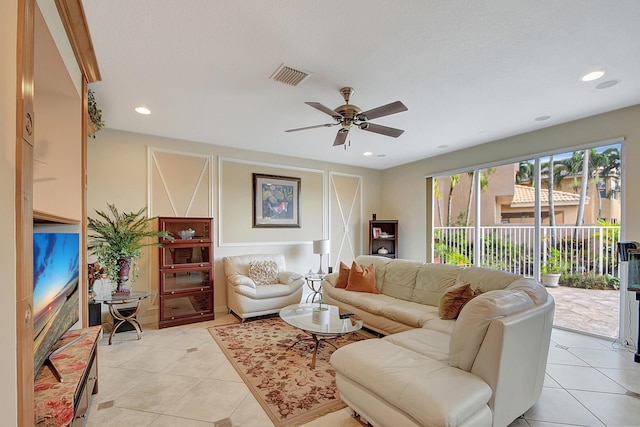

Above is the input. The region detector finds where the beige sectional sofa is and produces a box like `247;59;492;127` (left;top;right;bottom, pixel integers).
324;255;555;427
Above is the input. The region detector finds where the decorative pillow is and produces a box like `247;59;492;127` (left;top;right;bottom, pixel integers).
346;262;379;294
248;260;278;285
438;282;477;319
335;262;351;288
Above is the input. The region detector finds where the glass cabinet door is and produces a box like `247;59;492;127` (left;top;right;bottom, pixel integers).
160;269;211;294
160;292;213;321
160;245;211;268
159;217;212;243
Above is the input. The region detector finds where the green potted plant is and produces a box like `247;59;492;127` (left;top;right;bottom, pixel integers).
540;248;565;287
87;204;172;294
87;88;104;138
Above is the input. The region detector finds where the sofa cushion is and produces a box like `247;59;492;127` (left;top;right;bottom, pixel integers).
248;260;278;285
506;277;548;305
380;259;423;301
383;328;451;362
335;261;350;288
346;262;379;294
438;282;475;319
331;339;493;426
378;300;441;329
412;263;464;306
455;266;521;293
327;287;398;316
449;290;534;371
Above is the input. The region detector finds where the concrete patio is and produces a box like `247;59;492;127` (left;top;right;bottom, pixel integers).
547;286;620;338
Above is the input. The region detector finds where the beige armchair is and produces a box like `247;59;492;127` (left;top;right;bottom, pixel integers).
223;254;304;320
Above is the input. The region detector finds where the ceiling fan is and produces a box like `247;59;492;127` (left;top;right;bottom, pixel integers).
285;87;408;147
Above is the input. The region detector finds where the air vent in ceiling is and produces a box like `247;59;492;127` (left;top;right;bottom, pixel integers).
270;63;311;87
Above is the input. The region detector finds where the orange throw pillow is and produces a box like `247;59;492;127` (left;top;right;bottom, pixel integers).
438;283;476;319
346;262;379;294
335;262;350;288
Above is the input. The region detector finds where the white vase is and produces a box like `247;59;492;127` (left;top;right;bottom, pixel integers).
312;307;330;325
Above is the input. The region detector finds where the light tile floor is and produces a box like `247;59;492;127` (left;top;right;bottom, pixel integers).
87;316;640;427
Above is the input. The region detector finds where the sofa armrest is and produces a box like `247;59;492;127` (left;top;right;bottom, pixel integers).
227;274;256;289
322;272;339;288
277;271;303;285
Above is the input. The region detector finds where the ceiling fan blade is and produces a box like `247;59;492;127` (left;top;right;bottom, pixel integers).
333;128;349;146
285;123;336;133
306;102;342;119
358;101;408;121
359;122;405;138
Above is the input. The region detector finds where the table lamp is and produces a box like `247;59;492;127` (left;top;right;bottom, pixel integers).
313;239;330;274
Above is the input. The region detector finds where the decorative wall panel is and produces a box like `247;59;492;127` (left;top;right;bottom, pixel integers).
329;172;362;270
149;149;211;217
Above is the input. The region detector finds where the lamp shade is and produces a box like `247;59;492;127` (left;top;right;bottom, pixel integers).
313;239;330;254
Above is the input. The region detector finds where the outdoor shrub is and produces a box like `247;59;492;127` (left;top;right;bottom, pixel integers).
560;273;620;290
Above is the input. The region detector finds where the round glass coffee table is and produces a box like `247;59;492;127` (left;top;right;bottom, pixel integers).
279;303;363;369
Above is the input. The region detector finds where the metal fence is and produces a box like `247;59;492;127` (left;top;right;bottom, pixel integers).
434;225;620;277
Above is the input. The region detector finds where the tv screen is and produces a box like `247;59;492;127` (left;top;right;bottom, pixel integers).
33;232;80;378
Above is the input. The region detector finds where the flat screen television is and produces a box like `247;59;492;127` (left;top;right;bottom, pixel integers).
33;232;80;380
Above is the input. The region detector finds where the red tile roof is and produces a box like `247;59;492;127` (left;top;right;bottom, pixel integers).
511;184;589;207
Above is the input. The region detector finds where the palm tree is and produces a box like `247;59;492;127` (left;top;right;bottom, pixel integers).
547;155;557;226
590;147;621;219
516;161;535;185
433;177;444;227
464;168;495;227
575;149;590;226
446;174;460;226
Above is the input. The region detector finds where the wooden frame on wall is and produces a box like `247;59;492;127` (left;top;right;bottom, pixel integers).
252;173;301;228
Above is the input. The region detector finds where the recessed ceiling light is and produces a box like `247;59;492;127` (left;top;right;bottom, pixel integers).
437;144;448;149
580;70;605;82
363;151;373;156
596;80;620;89
135;106;151;115
377;154;387;158
534;115;551;122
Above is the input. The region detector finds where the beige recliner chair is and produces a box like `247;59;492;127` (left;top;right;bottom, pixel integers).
223;254;304;320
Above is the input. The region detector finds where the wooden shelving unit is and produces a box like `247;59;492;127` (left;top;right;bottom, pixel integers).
369;220;398;259
158;217;215;328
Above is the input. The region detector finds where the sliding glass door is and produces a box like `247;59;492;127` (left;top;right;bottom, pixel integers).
431;142;622;338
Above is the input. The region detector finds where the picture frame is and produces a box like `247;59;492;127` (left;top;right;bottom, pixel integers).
253;173;301;228
372;227;382;238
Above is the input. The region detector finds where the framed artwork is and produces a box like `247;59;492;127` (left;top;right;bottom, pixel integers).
372;227;382;238
253;173;301;228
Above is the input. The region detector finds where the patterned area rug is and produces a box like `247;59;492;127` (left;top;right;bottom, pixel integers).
208;316;375;426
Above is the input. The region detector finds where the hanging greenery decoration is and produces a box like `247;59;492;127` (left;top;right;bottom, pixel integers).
87;88;105;138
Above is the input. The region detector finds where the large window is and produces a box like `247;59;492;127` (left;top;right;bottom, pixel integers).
431;142;622;338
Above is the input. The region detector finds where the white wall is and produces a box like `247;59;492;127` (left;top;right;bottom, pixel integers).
87;129;383;322
1;0;18;423
381;104;640;343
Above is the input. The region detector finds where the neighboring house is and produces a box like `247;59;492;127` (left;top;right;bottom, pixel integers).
499;184;585;225
434;161;620;227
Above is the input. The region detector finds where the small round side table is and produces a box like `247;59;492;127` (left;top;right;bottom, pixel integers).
94;291;150;345
305;275;325;303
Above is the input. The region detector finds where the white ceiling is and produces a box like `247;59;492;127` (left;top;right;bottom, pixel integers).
82;0;640;170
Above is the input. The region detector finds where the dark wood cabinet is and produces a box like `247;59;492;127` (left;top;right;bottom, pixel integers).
158;217;215;328
369;220;398;259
